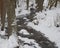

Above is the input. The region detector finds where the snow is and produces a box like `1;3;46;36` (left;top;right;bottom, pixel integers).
19;29;30;35
18;36;41;48
8;34;19;48
16;9;30;17
0;0;60;48
0;31;6;35
27;8;60;48
23;45;34;48
43;0;49;9
0;38;8;48
0;33;19;48
23;44;41;48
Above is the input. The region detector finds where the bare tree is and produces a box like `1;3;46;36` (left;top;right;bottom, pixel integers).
36;0;44;12
0;0;17;37
26;0;29;10
0;0;1;24
6;0;17;37
48;0;60;9
0;0;6;31
0;0;1;16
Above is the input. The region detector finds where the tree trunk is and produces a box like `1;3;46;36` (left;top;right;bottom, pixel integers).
7;0;17;37
48;0;58;9
1;0;6;31
36;0;44;12
0;0;1;16
55;0;58;7
26;0;29;10
0;0;6;31
0;0;1;27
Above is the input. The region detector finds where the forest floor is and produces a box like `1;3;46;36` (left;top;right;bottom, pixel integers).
0;7;60;48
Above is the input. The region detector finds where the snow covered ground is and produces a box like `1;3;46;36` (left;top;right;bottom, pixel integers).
0;30;41;48
0;7;60;48
27;8;60;48
0;33;19;48
0;0;60;48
